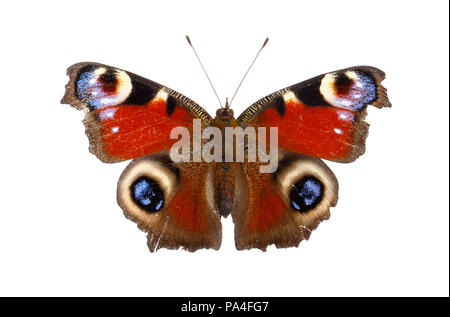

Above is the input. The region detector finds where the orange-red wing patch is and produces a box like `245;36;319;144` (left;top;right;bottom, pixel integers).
168;169;212;235
148;162;222;251
232;163;306;251
252;100;361;162
91;99;195;161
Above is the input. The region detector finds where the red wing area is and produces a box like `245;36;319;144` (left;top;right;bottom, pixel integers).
252;100;361;162
232;164;301;251
244;173;286;234
168;180;211;234
88;99;195;162
148;162;222;251
239;66;391;163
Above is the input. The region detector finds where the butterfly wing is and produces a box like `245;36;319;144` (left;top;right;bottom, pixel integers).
61;62;212;163
233;151;338;250
233;66;390;250
117;153;221;252
62;63;221;252
238;66;391;162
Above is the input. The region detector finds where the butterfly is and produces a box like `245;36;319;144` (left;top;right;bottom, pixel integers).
61;55;390;252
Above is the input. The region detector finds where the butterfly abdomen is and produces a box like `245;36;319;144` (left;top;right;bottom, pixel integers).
213;162;238;217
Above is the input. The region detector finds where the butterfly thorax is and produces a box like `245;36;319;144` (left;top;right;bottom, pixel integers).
214;107;234;122
212;107;238;144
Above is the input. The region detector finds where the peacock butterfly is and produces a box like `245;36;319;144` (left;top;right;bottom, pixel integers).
61;40;391;252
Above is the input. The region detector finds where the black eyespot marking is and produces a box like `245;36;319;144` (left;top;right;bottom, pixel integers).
273;96;286;116
124;78;158;105
292;76;331;107
98;68;118;93
166;95;177;115
334;73;353;96
130;176;164;213
290;176;324;212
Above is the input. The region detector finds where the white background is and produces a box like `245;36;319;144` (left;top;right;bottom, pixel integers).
0;0;448;296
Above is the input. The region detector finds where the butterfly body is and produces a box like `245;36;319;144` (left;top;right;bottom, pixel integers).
62;61;390;252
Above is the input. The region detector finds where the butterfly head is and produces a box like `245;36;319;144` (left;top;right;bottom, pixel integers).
215;97;234;120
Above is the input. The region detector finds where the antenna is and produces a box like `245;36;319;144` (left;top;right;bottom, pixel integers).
229;37;269;108
186;35;223;108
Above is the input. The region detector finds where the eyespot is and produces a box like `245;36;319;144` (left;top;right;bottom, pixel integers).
320;70;376;111
117;153;179;227
290;176;324;212
131;176;164;213
274;152;338;223
76;66;132;110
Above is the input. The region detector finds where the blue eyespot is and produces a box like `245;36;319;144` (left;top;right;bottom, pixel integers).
290;176;324;212
131;176;164;213
349;72;377;111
